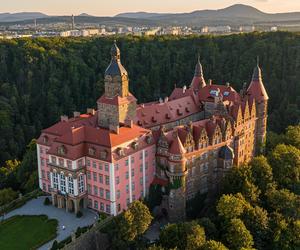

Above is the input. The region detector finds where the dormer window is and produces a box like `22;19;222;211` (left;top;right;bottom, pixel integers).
117;148;125;157
43;136;49;144
57;145;67;155
132;141;138;150
100;150;108;160
146;135;153;144
89;147;96;156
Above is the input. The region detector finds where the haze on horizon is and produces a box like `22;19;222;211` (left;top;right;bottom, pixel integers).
1;0;300;16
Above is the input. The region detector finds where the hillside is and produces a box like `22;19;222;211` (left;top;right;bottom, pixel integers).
1;4;300;27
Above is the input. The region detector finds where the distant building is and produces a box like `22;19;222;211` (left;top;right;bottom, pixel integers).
239;26;255;32
202;26;231;34
271;26;278;32
37;42;268;221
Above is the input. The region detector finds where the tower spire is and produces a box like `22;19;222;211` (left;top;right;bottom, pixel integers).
190;54;206;90
252;56;262;82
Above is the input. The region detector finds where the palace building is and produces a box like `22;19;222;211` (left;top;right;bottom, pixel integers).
37;41;268;221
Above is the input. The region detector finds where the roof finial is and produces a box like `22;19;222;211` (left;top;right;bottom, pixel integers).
198;53;200;63
256;56;260;67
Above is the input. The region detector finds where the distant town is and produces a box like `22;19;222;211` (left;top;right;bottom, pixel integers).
0;15;283;39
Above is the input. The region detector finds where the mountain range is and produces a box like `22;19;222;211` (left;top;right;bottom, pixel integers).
1;4;300;26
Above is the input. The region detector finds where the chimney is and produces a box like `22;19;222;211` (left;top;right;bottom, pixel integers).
226;82;230;87
164;97;169;103
73;111;80;118
125;119;133;128
183;85;187;93
209;79;212;86
159;98;163;104
60;115;68;122
87;108;96;115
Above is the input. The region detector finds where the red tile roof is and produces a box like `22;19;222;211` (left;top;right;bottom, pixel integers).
198;84;241;103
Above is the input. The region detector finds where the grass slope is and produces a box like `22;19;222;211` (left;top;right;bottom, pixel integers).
0;215;58;250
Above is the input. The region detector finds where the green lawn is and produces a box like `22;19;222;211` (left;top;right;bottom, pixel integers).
0;215;58;250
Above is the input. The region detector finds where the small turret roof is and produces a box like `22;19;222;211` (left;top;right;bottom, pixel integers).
105;41;128;77
247;61;269;101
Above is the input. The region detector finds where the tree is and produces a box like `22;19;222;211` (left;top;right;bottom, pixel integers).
221;166;260;203
268;144;300;189
201;240;228;250
285;125;300;149
266;188;300;219
216;193;249;220
198;217;218;240
119;200;153;242
0;188;18;206
249;156;273;192
224;218;254;250
159;221;206;250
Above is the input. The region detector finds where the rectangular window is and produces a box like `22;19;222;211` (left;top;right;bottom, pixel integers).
105;176;110;185
93;172;97;182
106;190;110;200
94;185;98;196
87;184;91;194
59;158;64;167
51;156;57;165
140;177;143;185
99;164;103;171
126;184;129;193
145;150;148;157
145;162;148;170
100;202;104;211
100;188;104;198
92;161;96;168
41;158;45;166
140;152;143;160
140;164;143;172
87;159;91;167
131;156;134;163
106;204;111;213
126;171;129;179
125;159;129;166
67;160;72;169
105;164;109;172
115;164;119;171
131;168;134;177
53;172;58;189
87;171;91;180
116;176;120;185
78;159;83;168
132;182;135;191
94;200;98;209
47;171;50;180
99;174;103;183
117;190;120;199
42;170;45;178
40;147;44;154
68;176;74;195
60;174;66;192
78;175;84;193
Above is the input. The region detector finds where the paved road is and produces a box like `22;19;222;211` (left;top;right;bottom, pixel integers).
4;196;98;250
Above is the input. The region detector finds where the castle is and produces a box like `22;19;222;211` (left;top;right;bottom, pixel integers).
37;42;268;221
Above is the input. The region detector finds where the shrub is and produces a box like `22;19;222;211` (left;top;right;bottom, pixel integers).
76;211;83;218
50;240;58;250
44;197;51;205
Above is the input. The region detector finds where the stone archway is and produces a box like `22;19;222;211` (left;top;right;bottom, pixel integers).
67;199;75;213
52;194;58;207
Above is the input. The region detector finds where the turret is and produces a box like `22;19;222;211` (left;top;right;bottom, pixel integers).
166;132;187;222
190;55;206;92
247;58;268;153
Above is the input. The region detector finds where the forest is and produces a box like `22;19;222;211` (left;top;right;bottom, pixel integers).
0;32;300;195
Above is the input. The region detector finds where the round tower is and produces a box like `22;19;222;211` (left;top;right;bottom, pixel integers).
247;60;269;153
190;55;206;92
166;132;187;222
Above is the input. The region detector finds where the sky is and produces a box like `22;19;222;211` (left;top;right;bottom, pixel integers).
1;0;300;16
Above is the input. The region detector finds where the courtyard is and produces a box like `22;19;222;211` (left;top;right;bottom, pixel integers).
2;196;98;250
